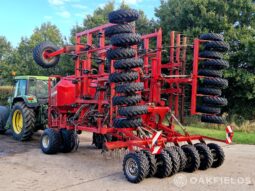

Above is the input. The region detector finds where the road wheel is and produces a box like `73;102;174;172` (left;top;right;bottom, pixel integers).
207;143;225;168
198;69;223;78
105;24;133;37
109;9;139;24
113;118;142;128
201;115;225;124
173;146;187;172
11;102;35;141
204;41;229;52
199;51;223;59
123;152;148;183
155;150;173;178
114;58;143;70
165;147;181;175
60;129;76;153
40;128;61;154
196;106;221;114
92;133;105;149
182;145;200;172
106;48;136;60
141;150;157;177
202;96;228;107
115;82;144;94
33;42;60;68
113;95;141;106
110;33;141;47
199;33;224;41
202;77;228;89
201;59;229;70
118;105;148;118
109;71;138;83
195;143;213;170
197;87;222;96
0;106;10;134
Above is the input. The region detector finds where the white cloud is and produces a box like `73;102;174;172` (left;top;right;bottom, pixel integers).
57;10;71;18
72;4;87;10
44;16;53;20
98;3;106;8
48;0;69;6
121;0;143;5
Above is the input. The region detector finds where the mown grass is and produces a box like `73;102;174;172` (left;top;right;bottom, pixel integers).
175;125;255;145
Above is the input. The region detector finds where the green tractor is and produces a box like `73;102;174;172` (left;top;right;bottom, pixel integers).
0;76;49;141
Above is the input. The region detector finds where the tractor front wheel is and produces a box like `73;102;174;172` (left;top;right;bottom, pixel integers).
11;102;35;141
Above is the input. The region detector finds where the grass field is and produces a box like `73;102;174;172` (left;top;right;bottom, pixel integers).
175;125;255;145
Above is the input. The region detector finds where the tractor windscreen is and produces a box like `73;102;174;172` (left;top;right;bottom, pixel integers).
29;79;48;98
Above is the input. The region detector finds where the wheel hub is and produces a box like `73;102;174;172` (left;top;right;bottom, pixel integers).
12;110;23;134
42;135;50;148
125;158;139;178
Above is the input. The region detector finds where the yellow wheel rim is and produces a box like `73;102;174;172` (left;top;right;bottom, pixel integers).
12;110;23;134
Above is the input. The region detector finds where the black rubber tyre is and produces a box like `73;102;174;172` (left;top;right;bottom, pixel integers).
40;128;61;154
201;59;229;70
105;24;133;37
114;58;143;70
113;95;141;106
165;147;181;175
111;33;141;47
33;42;60;68
199;33;224;41
119;106;148;118
198;69;223;78
202;96;228;107
202;78;228;89
115;82;144;94
11;102;36;141
113;118;142;128
199;51;223;59
196;106;221;114
204;41;230;52
141;150;157;177
92;133;104;149
197;87;222;96
123;152;148;183
194;143;213;170
109;9;139;24
107;48;136;60
109;71;138;83
155;150;173;178
207;143;225;168
174;146;187;172
201;115;225;124
182;145;200;172
59;129;76;153
0;106;10;134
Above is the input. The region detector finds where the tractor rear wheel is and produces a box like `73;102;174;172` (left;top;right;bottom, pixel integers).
40;128;61;154
33;42;60;68
182;145;200;172
207;143;225;168
155;150;173;178
0;106;10;134
195;143;213;170
60;129;76;153
11;102;35;141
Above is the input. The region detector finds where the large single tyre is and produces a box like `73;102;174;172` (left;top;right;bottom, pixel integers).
110;33;141;47
199;51;223;59
202;96;228;107
197;87;222;96
40;128;61;154
201;59;229;70
141;150;157;177
0;106;10;134
114;58;143;70
115;82;144;94
204;41;230;52
199;33;224;41
202;77;228;89
109;71;138;83
92;133;105;149
194;143;213;170
107;48;136;60
109;9;139;24
119;105;148;118
173;146;187;172
196;105;221;114
113;95;141;106
165;147;181;175
155;150;173;178
11;102;35;141
33;42;60;68
198;69;223;78
207;143;225;168
60;129;76;153
105;24;133;37
182;145;200;172
123;152;149;183
201;115;225;124
113;118;142;128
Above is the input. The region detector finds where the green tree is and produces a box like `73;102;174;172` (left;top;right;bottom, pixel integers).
155;0;255;120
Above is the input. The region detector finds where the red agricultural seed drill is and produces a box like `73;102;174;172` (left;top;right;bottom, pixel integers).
33;9;233;183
